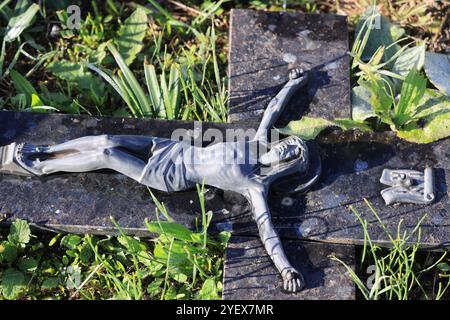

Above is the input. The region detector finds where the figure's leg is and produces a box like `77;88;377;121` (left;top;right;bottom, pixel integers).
22;147;147;183
29;151;107;174
22;135;155;156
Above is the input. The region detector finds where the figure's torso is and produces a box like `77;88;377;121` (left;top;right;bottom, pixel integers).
184;140;262;192
139;138;263;193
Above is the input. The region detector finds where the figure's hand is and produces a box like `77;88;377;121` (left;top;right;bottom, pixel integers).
288;68;308;87
281;267;305;293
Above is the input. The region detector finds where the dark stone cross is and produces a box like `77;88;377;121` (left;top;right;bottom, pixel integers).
0;10;448;299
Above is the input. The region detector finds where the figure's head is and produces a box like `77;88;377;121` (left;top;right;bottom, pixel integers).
257;136;309;182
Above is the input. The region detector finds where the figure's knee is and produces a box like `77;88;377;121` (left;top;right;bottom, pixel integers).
97;134;113;146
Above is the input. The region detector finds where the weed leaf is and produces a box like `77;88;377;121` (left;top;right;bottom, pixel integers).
8;219;31;245
146;221;198;243
396;108;450;143
4;0;39;42
279;116;371;140
394;69;427;127
197;278;220;300
1;268;26;299
279;117;335;140
352;85;376;121
392;42;426;78
116;8;148;66
355;6;405;63
424;52;450;95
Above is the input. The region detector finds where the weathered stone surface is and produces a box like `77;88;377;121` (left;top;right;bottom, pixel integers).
225;9;450;249
212;131;450;248
228;9;351;125
223;236;355;300
2;9;449;249
0;111;252;235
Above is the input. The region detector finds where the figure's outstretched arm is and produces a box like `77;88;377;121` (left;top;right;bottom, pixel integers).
247;187;305;292
254;68;308;143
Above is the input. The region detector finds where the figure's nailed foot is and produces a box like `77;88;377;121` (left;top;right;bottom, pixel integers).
20;143;50;155
14;143;44;176
289;68;304;80
281;267;305;293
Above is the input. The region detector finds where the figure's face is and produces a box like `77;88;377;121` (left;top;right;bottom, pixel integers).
259;138;304;166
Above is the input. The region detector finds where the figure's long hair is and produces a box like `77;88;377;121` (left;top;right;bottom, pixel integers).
254;136;309;183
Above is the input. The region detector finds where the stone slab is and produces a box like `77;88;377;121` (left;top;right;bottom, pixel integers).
215;131;450;249
0;111;253;235
228;9;351;124
222;236;355;300
226;9;450;249
3;111;448;248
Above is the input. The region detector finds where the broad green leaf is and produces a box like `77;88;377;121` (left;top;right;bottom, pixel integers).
117;235;146;254
352;85;376;121
146;221;198;243
437;263;450;273
8;219;31;245
147;278;163;298
30;93;43;107
60;234;81;250
48;60;105;93
163;285;177;300
413;89;450;119
10;69;38;107
197;278;220;300
173;273;188;283
79;244;92;264
4;0;39;42
394;69;427;127
392;42;426;78
279;117;334;140
0;242;17;263
217;231;231;245
41;277;60;290
424;52;450;95
153;241;191;273
360;78;394;124
334;119;372;132
396;111;450;144
279;117;371;140
18;257;38;273
1;268;26;299
355;6;405;63
116;8;148;66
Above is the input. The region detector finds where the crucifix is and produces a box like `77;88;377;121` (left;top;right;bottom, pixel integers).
1;10;447;299
0;68;321;292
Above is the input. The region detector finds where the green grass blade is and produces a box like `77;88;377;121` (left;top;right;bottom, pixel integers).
107;42;152;117
4;1;39;43
144;62;162;117
88;63;140;116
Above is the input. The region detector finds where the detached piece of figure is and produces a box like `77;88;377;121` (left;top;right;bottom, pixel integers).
0;68;320;292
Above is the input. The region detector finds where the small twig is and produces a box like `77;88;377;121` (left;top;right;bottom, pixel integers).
70;262;104;300
167;0;204;17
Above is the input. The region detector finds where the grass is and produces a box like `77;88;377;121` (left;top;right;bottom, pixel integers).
332;199;450;300
0;185;228;300
280;2;450;144
0;0;448;300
